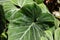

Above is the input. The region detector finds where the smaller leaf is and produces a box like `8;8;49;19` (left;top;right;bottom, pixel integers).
45;30;53;40
55;28;60;40
38;3;50;14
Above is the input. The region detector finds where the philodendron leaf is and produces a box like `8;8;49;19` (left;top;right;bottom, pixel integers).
11;0;34;8
55;28;60;40
3;2;55;40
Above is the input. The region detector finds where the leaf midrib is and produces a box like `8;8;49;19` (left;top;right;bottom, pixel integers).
19;22;35;40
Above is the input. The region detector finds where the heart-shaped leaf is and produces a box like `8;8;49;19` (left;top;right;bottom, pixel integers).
3;2;55;40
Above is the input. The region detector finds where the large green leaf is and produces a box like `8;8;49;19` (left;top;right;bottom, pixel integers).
3;1;55;40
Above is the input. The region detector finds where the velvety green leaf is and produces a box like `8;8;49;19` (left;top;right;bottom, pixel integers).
3;2;55;40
